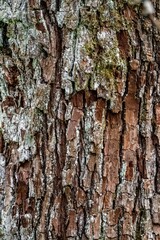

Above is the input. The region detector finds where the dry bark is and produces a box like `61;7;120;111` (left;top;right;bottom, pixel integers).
0;0;160;239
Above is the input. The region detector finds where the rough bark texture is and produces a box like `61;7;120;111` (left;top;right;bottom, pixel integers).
0;0;160;239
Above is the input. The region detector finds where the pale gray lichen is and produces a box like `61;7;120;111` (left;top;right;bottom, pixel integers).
55;0;81;29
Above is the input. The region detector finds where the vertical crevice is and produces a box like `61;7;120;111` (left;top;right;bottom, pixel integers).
55;0;61;12
118;65;129;186
68;7;82;93
0;21;12;56
137;133;147;179
48;15;63;117
152;130;160;193
60;193;68;240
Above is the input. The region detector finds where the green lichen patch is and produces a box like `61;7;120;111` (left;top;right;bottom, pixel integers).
84;27;127;93
0;226;4;238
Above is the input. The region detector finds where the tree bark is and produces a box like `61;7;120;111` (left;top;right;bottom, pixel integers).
0;0;160;239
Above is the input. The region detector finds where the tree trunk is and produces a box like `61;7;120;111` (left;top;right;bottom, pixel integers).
0;0;160;239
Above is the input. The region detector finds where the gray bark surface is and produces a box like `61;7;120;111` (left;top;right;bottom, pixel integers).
0;0;160;239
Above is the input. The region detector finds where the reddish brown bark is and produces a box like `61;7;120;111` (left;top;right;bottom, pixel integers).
0;0;160;239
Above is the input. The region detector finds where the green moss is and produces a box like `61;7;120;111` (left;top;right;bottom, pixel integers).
84;35;126;80
81;10;99;30
0;227;4;237
96;61;114;80
7;21;27;39
84;40;97;59
73;1;129;96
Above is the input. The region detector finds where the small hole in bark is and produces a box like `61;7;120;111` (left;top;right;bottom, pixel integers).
21;215;29;228
129;161;133;167
40;0;47;9
12;206;17;216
